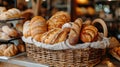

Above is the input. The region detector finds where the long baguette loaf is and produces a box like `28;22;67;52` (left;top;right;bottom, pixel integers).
68;18;83;45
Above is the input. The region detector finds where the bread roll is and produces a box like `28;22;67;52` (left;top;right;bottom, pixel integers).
47;11;70;30
68;18;83;45
2;26;18;37
0;7;7;14
0;8;21;20
16;22;23;33
30;16;47;41
0;32;11;40
4;44;18;57
80;25;98;42
0;44;8;56
23;21;31;38
41;28;68;44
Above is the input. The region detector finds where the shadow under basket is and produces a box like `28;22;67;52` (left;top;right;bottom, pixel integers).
26;43;106;67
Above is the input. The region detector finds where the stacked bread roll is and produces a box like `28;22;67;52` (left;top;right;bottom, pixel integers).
0;7;7;15
0;8;21;20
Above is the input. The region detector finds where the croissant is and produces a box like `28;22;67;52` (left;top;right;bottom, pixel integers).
80;25;98;42
30;16;47;41
0;8;21;20
2;26;18;37
17;44;25;53
41;28;69;44
23;20;31;38
0;44;8;56
47;11;71;30
4;44;18;57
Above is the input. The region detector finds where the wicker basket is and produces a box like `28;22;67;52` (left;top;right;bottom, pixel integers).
24;18;108;67
26;43;106;67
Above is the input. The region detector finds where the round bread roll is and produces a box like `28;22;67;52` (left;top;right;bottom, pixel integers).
41;28;69;44
80;25;98;42
47;11;71;30
2;26;18;37
30;16;47;41
0;7;7;14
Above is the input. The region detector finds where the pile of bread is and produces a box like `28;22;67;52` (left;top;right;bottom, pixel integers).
0;43;25;57
0;7;21;20
23;11;107;45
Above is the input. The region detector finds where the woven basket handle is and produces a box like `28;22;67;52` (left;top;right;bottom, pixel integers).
92;18;108;37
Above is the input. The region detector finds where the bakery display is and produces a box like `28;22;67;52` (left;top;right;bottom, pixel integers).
47;11;71;30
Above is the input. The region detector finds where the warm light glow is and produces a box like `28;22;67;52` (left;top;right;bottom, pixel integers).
25;0;30;2
77;0;89;4
108;0;112;1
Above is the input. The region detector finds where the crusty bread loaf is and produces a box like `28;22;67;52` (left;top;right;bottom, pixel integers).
0;8;21;20
30;16;47;41
68;18;83;45
47;11;71;30
41;28;68;44
2;26;18;37
80;25;98;42
4;44;18;57
23;21;31;38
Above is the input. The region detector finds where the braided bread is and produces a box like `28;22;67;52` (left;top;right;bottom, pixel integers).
47;11;70;30
30;16;47;41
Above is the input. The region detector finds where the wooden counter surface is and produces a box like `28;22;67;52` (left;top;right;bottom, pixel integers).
0;54;119;67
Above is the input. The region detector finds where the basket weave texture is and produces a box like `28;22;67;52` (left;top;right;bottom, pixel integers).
26;43;105;67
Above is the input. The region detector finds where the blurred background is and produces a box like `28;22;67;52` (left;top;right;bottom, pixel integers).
0;0;120;41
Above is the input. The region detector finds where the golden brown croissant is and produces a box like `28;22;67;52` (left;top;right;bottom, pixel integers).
80;25;98;42
2;26;18;37
4;44;18;57
41;28;69;44
47;11;71;30
0;8;21;20
30;16;47;41
68;18;83;45
0;44;8;56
